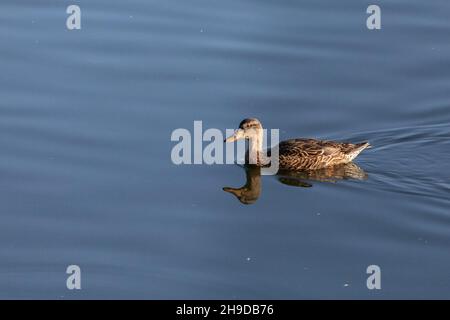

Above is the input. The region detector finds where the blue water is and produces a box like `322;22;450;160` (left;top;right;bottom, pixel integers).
0;0;449;298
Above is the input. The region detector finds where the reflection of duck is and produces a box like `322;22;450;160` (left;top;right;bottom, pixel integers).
277;162;368;187
223;166;262;205
223;163;368;204
225;118;370;170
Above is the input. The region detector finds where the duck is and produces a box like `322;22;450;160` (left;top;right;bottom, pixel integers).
224;118;370;170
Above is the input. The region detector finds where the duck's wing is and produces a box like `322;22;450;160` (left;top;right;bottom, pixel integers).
274;139;366;170
278;139;343;158
279;139;370;157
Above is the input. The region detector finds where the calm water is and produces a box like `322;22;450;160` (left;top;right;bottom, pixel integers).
1;0;449;299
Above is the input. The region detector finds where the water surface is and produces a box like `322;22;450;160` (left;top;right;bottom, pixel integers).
0;0;449;298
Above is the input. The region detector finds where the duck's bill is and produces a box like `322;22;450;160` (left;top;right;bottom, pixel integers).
224;134;238;143
224;129;244;143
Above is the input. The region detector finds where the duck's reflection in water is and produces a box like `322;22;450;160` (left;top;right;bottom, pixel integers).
223;163;368;205
223;166;262;205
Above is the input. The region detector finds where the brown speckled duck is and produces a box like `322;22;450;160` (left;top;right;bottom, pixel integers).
224;118;370;170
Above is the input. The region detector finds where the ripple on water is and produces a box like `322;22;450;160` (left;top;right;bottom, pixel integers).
346;123;450;203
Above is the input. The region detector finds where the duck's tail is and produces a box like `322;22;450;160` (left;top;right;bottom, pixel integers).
346;142;371;161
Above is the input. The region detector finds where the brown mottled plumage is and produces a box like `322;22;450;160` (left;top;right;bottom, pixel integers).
225;118;370;170
276;138;370;170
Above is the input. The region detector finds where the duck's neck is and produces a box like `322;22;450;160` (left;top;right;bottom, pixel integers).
248;133;264;165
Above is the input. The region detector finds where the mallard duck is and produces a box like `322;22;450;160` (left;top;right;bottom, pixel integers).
224;118;370;170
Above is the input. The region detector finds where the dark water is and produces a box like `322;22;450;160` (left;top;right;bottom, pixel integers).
1;0;449;299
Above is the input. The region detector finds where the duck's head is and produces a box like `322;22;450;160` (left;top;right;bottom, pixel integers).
224;118;263;143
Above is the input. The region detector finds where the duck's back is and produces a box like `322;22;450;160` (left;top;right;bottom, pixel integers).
275;138;369;170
